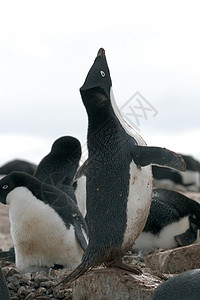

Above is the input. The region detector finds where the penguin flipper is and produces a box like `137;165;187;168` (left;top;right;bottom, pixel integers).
174;222;198;246
132;145;186;171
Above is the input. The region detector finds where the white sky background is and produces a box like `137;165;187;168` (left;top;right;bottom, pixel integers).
0;0;200;166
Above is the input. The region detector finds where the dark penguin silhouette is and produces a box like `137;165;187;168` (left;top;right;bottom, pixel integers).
0;267;10;300
34;136;81;203
152;269;200;300
0;159;36;176
0;171;88;272
153;154;200;191
133;188;200;250
60;48;185;284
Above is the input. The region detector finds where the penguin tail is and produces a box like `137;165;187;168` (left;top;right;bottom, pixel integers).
58;260;93;286
57;245;105;286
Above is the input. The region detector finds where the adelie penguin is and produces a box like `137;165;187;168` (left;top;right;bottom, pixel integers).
60;48;185;284
0;136;83;265
133;188;200;251
34;136;81;203
0;171;88;272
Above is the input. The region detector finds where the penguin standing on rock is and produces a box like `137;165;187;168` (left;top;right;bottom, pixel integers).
34;136;81;203
0;171;88;272
133;188;200;251
60;48;185;284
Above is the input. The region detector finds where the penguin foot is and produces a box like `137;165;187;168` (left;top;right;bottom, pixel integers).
106;260;142;275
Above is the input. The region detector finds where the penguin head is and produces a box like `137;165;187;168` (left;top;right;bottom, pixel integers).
80;48;112;113
51;136;82;164
0;171;35;204
0;172;22;204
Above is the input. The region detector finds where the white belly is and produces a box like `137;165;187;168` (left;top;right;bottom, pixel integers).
133;216;191;250
75;175;87;218
8;187;83;271
122;162;152;250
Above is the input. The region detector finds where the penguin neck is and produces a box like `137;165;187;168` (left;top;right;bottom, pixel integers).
86;104;119;134
82;89;116;129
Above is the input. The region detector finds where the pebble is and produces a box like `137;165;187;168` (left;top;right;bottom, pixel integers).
1;264;72;299
34;274;49;283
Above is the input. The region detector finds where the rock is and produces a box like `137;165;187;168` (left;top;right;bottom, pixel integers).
21;272;32;282
34;273;49;283
40;280;54;288
18;285;26;295
145;242;200;273
37;286;47;295
25;292;36;299
2;266;20;277
72;267;162;300
7;282;17;292
53;289;65;298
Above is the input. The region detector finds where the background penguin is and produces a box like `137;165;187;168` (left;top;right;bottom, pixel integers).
0;171;88;272
133;188;200;251
180;154;200;191
34;136;81;203
153;154;200;191
73;159;87;218
0;267;10;300
60;48;185;284
0;136;82;264
0;159;36;177
152;269;200;300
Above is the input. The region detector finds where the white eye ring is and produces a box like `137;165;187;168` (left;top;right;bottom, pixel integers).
2;185;8;189
100;70;105;77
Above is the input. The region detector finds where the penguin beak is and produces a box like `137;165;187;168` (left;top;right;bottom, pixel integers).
97;48;106;58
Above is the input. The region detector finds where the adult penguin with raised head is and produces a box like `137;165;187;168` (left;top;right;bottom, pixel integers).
61;48;185;284
34;136;81;203
0;171;88;272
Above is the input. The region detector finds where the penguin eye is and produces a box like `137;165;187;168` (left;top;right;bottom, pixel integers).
2;185;8;190
100;70;105;77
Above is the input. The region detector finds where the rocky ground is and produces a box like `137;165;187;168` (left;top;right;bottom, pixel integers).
0;190;200;299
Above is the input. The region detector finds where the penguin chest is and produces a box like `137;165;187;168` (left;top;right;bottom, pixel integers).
8;187;83;270
122;161;153;250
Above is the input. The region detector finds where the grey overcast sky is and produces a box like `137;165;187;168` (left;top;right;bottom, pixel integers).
0;0;200;166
